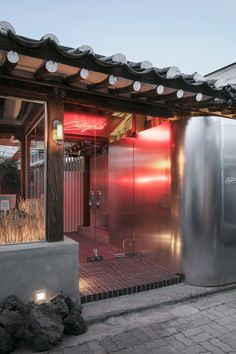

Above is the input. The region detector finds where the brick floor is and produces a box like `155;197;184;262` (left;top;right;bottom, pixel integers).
66;232;183;303
80;257;182;303
66;230;121;263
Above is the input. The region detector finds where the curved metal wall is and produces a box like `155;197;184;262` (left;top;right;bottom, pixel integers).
173;116;236;286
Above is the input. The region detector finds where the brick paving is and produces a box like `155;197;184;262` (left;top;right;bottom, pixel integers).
58;287;236;354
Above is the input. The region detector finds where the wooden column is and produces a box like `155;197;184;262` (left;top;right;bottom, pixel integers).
46;88;64;242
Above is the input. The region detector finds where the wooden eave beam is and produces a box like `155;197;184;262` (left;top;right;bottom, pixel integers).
64;90;173;117
169;94;211;106
0;124;24;137
0;75;174;117
189;101;228;110
147;90;184;102
0;76;47;101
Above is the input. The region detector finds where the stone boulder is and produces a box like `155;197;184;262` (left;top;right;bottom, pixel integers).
65;296;82;314
0;309;25;337
0;296;26;340
50;293;69;319
0;296;26;315
63;308;87;335
27;303;64;352
0;327;15;354
0;293;87;353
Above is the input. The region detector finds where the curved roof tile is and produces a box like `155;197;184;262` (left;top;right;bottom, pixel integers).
0;22;235;108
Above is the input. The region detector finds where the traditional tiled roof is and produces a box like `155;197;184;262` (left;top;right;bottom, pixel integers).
0;21;235;117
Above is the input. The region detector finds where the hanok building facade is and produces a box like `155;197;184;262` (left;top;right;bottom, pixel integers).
0;21;236;303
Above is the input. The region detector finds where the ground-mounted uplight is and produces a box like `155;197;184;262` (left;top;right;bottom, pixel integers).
35;288;47;303
52;119;63;146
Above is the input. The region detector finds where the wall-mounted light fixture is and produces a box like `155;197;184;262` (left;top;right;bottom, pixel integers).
35;288;47;303
52;119;63;146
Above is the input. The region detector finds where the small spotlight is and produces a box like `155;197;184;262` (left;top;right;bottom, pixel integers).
35;289;47;303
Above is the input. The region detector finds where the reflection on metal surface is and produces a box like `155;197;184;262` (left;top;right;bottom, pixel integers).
138;125;171;141
109;138;135;249
64;114;236;285
152;159;171;170
174;116;236;286
135;175;170;183
135;123;178;272
109;123;182;273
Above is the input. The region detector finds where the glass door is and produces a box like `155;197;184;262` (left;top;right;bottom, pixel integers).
88;121;108;261
63;110;110;261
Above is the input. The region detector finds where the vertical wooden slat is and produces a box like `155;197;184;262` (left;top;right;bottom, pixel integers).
63;157;85;232
20;137;26;199
46;88;64;242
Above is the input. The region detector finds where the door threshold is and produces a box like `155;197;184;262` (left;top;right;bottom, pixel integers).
114;250;151;259
87;255;104;262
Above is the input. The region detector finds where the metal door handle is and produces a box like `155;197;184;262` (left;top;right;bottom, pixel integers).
89;191;95;208
96;191;103;209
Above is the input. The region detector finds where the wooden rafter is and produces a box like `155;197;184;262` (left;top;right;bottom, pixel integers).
109;81;141;94
87;75;117;90
35;61;58;80
0;51;19;74
131;85;166;98
64;68;89;84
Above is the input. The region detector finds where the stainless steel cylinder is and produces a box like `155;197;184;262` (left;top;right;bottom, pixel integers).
173;116;236;286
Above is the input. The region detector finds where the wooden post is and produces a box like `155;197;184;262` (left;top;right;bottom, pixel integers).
46;88;64;242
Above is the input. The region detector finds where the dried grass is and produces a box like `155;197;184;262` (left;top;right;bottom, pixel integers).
0;198;44;244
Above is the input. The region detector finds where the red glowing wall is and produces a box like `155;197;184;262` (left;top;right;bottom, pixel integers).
109;122;173;270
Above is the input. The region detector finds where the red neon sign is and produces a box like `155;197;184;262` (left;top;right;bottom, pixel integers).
64;112;108;136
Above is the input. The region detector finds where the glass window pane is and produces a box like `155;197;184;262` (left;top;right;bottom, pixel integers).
0;98;45;244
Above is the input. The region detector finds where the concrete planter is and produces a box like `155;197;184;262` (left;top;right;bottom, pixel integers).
0;237;79;302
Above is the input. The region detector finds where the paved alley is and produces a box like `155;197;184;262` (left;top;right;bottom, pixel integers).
40;286;236;354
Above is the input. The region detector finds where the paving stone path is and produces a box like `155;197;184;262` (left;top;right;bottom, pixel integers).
61;288;236;353
17;286;236;353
